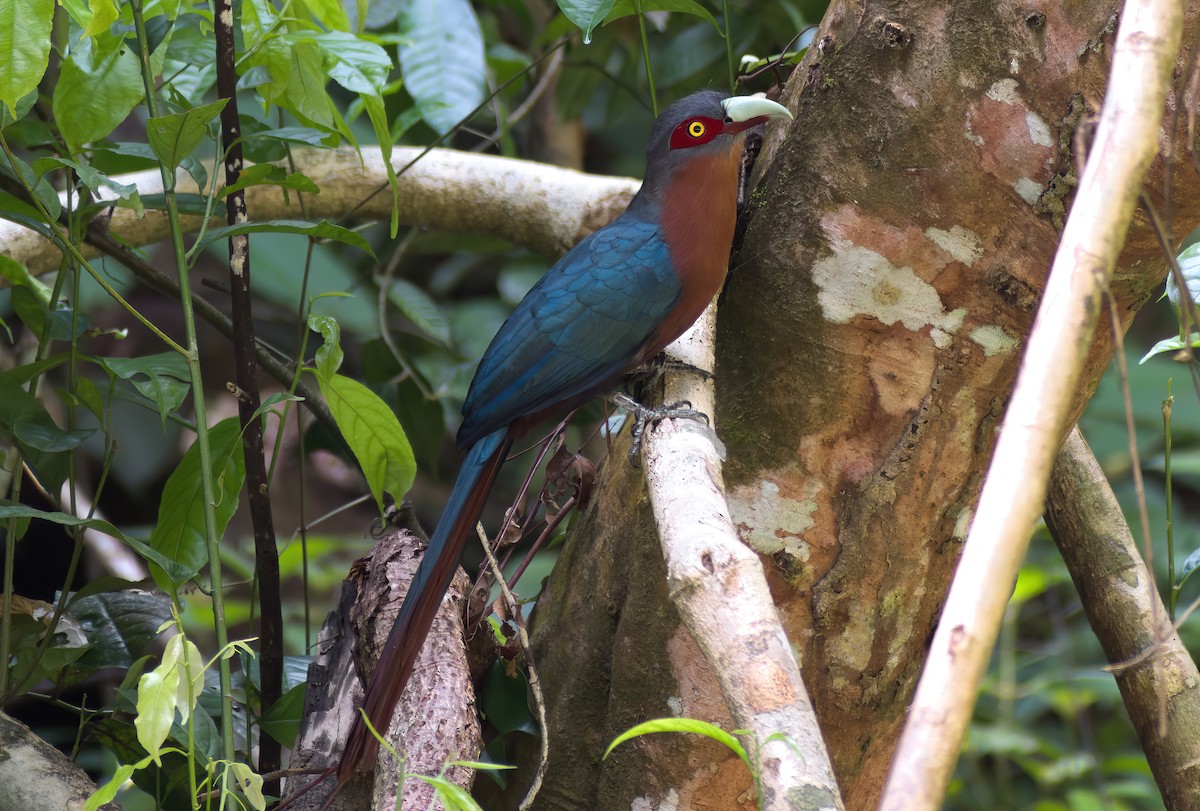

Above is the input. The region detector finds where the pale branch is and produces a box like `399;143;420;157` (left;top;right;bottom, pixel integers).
0;710;119;811
641;301;843;811
1;147;640;279
879;0;1186;808
1047;426;1200;809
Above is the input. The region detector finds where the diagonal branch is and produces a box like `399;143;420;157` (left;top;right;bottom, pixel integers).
879;0;1186;807
641;301;843;811
1047;426;1200;809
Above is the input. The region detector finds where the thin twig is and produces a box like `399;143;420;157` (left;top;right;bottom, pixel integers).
476;523;548;811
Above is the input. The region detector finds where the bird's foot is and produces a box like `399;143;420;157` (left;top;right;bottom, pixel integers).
610;392;710;460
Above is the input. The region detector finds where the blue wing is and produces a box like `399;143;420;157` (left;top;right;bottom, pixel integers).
457;214;679;448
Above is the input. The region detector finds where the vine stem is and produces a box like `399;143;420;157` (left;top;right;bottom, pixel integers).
128;0;237;776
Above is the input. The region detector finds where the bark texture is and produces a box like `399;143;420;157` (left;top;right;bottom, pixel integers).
516;1;1200;809
1047;428;1200;811
286;530;480;811
0;710;119;811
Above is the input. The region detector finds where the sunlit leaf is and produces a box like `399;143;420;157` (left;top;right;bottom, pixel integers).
52;36;144;152
0;0;54;116
604;717;750;771
135;665;181;763
318;372;416;515
146;99;228;183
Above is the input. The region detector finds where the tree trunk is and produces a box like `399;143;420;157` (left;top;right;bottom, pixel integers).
515;1;1200;808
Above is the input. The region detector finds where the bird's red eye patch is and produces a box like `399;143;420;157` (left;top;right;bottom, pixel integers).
669;116;724;149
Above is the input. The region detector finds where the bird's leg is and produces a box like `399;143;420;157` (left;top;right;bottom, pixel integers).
609;391;710;460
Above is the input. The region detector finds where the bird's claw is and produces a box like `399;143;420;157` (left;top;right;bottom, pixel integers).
610;393;710;461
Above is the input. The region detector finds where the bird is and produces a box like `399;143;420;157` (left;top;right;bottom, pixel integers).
336;89;792;789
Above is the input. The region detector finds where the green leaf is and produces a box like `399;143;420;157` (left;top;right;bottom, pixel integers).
0;373;72;491
308;313;344;379
11;284;85;342
387;278;451;346
0;0;55;116
0;504;185;580
86;763;136;811
99;352;192;428
307;31;392;95
318;373;416;515
135;665;181;764
0;255;50;300
13;420;94;452
284;38;335;128
555;0;617;43
194;219;375;258
398;0;485;134
412;774;482;811
148;417;246;593
604;718;751;771
146;99;228;182
1138;333;1200;364
83;0;119;38
52;35;145;152
228;762;266;811
300;0;349;31
259;681;308;748
67;590;174;674
218;164;319;199
34;156;144;216
603;0;719;31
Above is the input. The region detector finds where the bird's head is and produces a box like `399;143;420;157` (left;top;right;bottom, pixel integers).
640;90;793;194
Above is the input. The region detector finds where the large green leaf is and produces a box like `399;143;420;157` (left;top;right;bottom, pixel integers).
259;681;308;748
135;665;181;764
194;219;375;258
387;277;451;346
52;35;144;152
604;0;719;30
285;38;335;128
0;373;73;492
555;0;617;43
99;352;191;428
398;0;485;134
67;590;173;673
148;417;246;594
0;504;186;580
0;0;54;116
307;31;392;95
145;99;228;183
318;372;416;515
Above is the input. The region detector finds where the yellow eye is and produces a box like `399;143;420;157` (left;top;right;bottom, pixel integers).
687;120;706;138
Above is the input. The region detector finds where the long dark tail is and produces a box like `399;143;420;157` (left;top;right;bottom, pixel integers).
336;427;511;784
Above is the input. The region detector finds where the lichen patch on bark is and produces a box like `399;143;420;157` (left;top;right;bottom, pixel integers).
728;477;819;558
811;241;967;348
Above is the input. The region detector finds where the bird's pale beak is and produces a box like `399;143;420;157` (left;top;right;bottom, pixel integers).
721;95;793;133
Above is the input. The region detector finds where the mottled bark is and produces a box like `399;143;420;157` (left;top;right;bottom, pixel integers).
517;1;1200;809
